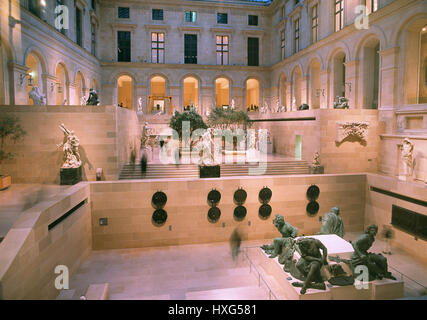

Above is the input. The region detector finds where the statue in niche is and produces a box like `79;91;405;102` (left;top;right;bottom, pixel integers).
333;96;350;109
29;86;46;106
312;152;321;167
57;123;82;168
291;237;328;294
261;215;298;272
86;88;99;106
318;207;344;238
400;138;414;178
350;224;396;281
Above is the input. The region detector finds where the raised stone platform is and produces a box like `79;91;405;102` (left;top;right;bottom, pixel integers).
248;235;405;300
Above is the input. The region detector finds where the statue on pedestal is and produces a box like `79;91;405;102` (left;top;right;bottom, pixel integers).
86;88;99;106
350;224;396;281
318;207;344;238
333;96;350;109
400;138;414;179
291;237;328;294
29;86;46;106
312;152;321;167
57;123;81;169
137;97;143;114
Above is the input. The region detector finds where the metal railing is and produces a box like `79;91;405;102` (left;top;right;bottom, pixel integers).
241;246;279;300
388;265;427;297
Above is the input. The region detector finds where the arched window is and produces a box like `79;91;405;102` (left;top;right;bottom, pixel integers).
26;53;43;105
361;39;380;109
215;77;229;108
246;78;259;111
150;76;167;113
333;52;346;99
291;68;302;110
117;75;133;109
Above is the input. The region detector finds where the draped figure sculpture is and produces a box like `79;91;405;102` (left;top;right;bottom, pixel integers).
318;207;344;238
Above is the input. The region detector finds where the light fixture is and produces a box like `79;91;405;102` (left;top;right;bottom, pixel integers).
40;0;46;7
27;73;34;86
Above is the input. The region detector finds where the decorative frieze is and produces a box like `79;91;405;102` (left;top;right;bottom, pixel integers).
336;121;369;144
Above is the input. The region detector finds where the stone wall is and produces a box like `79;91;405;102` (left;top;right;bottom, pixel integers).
0;183;91;299
0;106;140;183
252;109;384;174
90;174;366;250
364;174;427;264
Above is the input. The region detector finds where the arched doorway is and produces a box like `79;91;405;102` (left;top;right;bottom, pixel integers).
309;60;321;109
291;67;302;110
246;78;259;111
333;52;346;99
55;64;68;105
75;72;86;105
215;77;230;108
26;52;44;105
117;75;133;109
149;75;170;114
360;38;380;109
183;76;199;112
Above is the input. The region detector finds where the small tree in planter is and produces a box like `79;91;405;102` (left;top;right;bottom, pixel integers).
169;110;208;149
0;114;27;189
206;107;252;131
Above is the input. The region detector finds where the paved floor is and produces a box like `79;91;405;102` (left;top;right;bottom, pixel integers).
65;235;427;300
0;184;69;238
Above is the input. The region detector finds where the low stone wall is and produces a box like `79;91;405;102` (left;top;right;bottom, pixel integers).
0;105;140;183
252;109;384;174
0;183;91;299
365;174;427;264
90;174;366;250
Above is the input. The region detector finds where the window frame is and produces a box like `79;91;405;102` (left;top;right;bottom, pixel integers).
247;37;259;67
217;13;228;24
184;34;198;64
294;18;300;54
216;35;229;66
152;9;164;21
118;7;130;19
311;4;319;44
185;11;197;23
334;0;344;32
248;15;258;26
151;32;165;64
117;30;131;62
280;29;286;60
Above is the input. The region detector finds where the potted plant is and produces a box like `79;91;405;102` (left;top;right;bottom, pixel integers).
0;114;27;190
169;110;208;153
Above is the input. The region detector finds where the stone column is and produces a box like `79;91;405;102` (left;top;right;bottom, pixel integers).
42;74;58;105
343;60;358;109
319;69;329;109
378;47;400;133
9;62;29;105
285;81;292;111
301;76;309;105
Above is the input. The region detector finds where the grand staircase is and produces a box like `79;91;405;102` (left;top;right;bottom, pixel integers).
119;160;310;180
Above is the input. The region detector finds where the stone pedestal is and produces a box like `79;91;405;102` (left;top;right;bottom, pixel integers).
0;175;11;190
267;142;273;154
60;167;82;185
309;165;324;174
199;165;220;178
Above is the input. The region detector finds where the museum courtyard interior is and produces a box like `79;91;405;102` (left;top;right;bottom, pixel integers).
0;0;426;301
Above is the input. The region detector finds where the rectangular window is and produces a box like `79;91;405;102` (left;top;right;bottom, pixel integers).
366;0;378;15
76;7;82;46
311;4;319;44
185;11;197;22
216;36;229;65
294;18;300;53
151;32;165;64
118;7;130;19
184;34;197;64
117;31;131;62
217;13;228;24
248;15;258;26
152;9;163;21
335;0;344;32
281;30;285;60
248;37;259;66
91;23;96;56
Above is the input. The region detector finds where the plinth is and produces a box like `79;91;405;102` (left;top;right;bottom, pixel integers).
199;165;220;178
309;165;324;174
60;166;82;185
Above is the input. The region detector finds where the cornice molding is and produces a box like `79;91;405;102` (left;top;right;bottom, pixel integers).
110;23;138;30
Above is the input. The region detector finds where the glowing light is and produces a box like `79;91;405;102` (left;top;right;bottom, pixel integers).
40;0;46;6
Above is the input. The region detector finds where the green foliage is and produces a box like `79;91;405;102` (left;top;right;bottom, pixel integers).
207;107;252;130
169;110;207;138
0;114;27;166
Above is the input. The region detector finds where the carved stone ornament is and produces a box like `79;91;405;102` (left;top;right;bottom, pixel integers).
335;122;369;144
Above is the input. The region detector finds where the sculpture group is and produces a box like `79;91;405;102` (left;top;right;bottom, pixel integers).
261;211;395;294
57;123;81;169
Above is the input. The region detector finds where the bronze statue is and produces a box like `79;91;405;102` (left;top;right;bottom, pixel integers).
350;224;396;281
261;214;298;258
292;237;328;294
318;207;344;238
86;88;99;105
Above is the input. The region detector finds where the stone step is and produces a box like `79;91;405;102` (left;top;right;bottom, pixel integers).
185;285;270;300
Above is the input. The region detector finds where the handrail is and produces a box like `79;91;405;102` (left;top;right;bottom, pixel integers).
388;265;427;292
241;246;279;300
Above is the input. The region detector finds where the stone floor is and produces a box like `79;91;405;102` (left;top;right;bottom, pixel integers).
0;184;69;238
64;235;427;300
